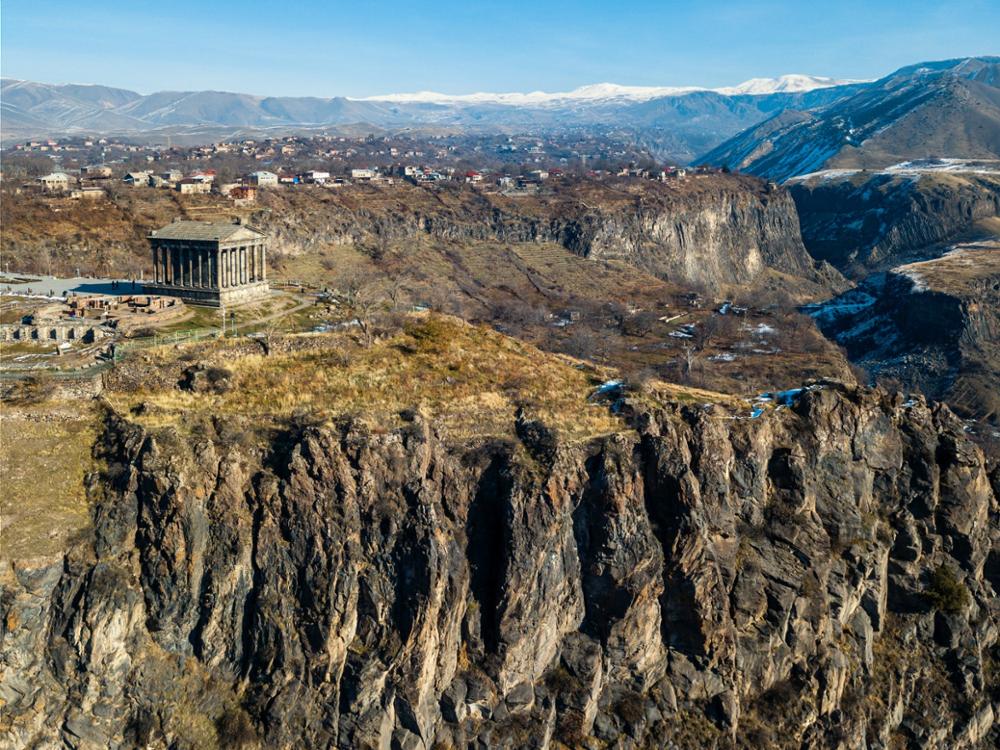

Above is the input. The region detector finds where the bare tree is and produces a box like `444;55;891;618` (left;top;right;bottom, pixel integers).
352;281;386;348
682;344;698;380
385;275;413;311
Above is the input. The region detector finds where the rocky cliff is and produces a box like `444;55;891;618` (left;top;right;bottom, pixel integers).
809;235;1000;436
789;171;1000;278
0;176;843;294
3;381;997;749
260;177;842;292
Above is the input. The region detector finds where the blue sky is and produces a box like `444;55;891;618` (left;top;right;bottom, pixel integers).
2;0;997;96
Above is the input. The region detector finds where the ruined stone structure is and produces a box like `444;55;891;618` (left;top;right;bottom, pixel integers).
144;220;269;306
0;322;104;343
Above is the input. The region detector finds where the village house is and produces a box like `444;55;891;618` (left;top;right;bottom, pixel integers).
38;172;71;192
302;170;330;184
247;170;279;187
70;186;106;200
230;185;258;203
351;167;377;180
123;171;152;186
176;178;212;194
159;169;184;184
80;164;113;178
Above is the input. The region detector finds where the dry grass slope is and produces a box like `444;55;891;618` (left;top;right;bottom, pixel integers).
0;402;98;560
109;314;636;443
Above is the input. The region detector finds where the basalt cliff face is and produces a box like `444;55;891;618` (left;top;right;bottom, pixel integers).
809;236;1000;434
789;172;1000;278
262;178;841;291
2;383;998;749
1;176;842;294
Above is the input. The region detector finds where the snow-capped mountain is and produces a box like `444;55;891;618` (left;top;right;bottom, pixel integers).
360;75;858;105
0;73;869;160
9;60;992;168
700;57;1000;181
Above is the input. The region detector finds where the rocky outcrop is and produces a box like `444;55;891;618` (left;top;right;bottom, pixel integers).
257;176;843;292
2;382;997;749
808;240;1000;434
789;172;1000;277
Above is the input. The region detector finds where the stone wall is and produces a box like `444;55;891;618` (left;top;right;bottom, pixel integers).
0;323;105;343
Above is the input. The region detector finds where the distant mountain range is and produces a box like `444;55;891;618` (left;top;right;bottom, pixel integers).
3;59;998;170
0;74;865;161
359;74;858;104
700;57;1000;180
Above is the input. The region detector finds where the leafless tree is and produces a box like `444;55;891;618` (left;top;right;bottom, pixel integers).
682;344;698;379
352;281;387;348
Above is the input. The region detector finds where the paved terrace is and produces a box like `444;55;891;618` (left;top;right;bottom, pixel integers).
1;274;146;299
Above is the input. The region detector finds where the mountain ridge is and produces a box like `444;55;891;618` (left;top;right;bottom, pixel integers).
700;56;1000;180
0;74;868;160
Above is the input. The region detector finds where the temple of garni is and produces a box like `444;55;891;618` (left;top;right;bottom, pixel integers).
145;219;269;306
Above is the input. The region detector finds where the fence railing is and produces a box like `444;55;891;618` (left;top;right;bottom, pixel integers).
0;360;114;380
0;327;223;380
113;327;222;361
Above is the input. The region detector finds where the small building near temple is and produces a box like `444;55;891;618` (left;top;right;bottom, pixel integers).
145;219;269;306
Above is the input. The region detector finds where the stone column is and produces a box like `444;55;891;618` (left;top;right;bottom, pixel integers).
221;249;228;288
242;247;248;284
152;246;159;283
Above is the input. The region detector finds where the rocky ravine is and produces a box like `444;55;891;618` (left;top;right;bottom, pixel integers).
809;235;1000;434
260;178;842;292
789;170;1000;278
2;383;998;749
0;176;844;294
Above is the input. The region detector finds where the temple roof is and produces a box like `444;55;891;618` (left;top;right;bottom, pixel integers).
149;221;264;242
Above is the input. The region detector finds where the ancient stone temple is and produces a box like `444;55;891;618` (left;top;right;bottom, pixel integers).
145;219;269;306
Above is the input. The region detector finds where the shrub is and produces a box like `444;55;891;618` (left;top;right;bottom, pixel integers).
403;315;453;353
130;326;157;339
5;374;56;405
215;706;258;749
925;564;971;613
204;366;233;393
613;689;647;725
